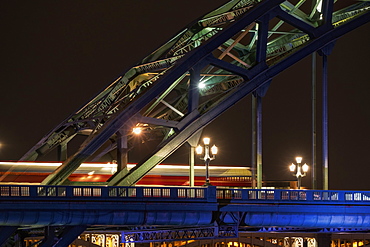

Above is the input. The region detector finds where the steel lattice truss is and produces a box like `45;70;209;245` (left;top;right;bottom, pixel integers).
122;226;237;243
20;0;370;186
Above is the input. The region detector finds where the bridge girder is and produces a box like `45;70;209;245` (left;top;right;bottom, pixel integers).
2;185;370;244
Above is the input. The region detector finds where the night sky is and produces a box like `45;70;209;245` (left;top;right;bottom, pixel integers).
0;1;369;190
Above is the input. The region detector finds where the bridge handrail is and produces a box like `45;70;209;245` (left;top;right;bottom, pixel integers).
1;185;370;204
0;185;215;202
216;188;370;204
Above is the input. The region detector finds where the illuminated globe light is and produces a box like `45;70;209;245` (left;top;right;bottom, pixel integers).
198;82;206;89
295;156;303;164
211;145;218;155
132;127;142;134
289;156;309;189
302;163;309;172
196;137;218;186
203;137;210;145
195;145;203;155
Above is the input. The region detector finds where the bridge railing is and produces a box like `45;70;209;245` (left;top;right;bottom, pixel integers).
1;185;370;204
215;188;370;204
0;185;214;202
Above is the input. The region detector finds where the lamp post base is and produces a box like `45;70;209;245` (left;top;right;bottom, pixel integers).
203;181;212;186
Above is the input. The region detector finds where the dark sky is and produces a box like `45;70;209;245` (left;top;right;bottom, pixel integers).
0;1;369;190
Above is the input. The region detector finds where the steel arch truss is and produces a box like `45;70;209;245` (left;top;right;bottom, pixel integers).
20;0;370;186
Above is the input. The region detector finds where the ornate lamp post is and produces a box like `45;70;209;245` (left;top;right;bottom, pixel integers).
289;156;309;189
196;137;218;186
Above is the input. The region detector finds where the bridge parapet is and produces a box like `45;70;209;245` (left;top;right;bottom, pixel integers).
1;185;370;204
1;185;370;228
0;184;216;202
216;188;370;204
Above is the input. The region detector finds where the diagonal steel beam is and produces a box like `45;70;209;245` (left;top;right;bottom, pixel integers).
0;226;18;246
54;226;87;247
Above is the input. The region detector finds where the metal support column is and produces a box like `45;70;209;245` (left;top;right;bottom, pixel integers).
256;94;263;189
190;146;195;187
251;95;257;189
188;63;202;188
252;93;263;189
322;54;329;190
58;143;67;161
117;129;128;172
14;231;27;247
253;15;269;190
188;131;202;187
204;155;211;185
311;52;317;190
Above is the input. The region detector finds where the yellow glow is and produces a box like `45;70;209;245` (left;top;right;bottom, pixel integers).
0;162;122;168
81;163;117;168
195;145;203;155
302;163;309;172
295;156;302;164
0;162;62;166
211;145;218;155
132;127;142;134
203;137;210;145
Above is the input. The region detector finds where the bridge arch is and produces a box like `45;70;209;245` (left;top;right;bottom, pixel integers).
15;0;369;190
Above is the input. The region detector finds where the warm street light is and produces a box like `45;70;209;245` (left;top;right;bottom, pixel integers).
196;137;218;186
289;156;309;189
132;127;142;134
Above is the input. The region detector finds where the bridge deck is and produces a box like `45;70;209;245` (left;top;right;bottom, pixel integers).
1;185;370;228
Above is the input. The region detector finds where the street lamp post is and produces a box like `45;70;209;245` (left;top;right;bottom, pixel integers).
196;137;218;186
289;156;309;189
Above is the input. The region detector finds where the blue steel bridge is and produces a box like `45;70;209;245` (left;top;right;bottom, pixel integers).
1;0;370;245
1;185;370;246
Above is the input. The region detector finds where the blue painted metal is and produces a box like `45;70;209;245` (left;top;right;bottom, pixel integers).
0;185;216;226
322;53;329;190
311;52;317;190
1;185;370;229
121;225;237;243
37;226;88;247
256;94;263;189
322;0;334;29
53;226;87;247
251;95;257;189
38;226;57;247
0;226;18;246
